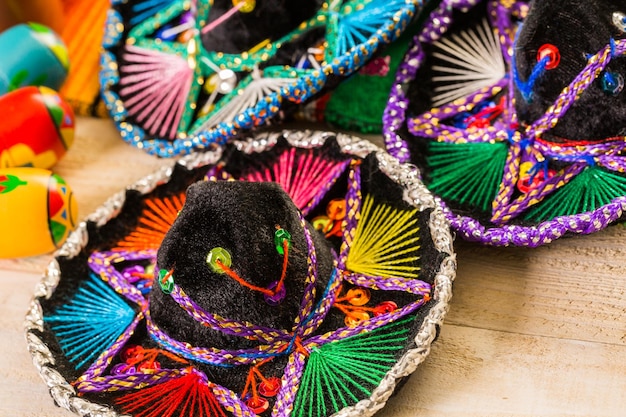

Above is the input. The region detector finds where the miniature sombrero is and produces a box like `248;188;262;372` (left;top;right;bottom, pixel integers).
26;130;455;417
99;0;423;157
294;25;418;134
294;0;441;134
383;0;626;246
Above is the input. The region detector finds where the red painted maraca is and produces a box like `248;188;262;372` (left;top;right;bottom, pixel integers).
0;167;78;258
0;86;74;168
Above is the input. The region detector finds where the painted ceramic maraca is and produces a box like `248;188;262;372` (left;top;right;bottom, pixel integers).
0;167;77;258
0;86;75;169
0;22;69;95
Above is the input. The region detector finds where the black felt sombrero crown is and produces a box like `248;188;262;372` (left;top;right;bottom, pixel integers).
26;130;455;417
384;0;626;246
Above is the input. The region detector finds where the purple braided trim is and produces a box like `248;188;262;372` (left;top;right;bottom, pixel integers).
505;44;518;122
342;273;431;296
488;1;508;59
271;352;307;417
598;155;626;172
383;0;482;161
492;137;522;214
211;379;256;417
169;284;290;342
293;214;320;329
147;272;342;368
74;368;183;393
306;298;427;347
534;138;626;160
417;1;452;43
299;268;343;339
302;159;351;216
187;368;256;417
526;39;626;139
407;82;509;142
440;195;626;247
383;41;424;162
81;314;143;380
418;0;482;44
493;163;586;222
88;250;154;305
146;309;288;366
489;1;527;60
510;0;528;18
337;162;362;268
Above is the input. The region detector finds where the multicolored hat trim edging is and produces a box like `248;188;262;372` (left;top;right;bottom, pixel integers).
384;0;626;247
26;130;455;417
294;0;445;134
100;0;424;157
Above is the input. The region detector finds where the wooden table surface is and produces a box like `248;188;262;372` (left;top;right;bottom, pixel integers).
2;117;626;417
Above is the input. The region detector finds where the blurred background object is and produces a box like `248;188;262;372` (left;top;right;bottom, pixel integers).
0;0;109;117
0;0;65;33
0;22;69;95
58;0;109;117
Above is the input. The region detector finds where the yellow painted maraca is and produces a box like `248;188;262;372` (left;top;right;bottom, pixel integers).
0;168;78;258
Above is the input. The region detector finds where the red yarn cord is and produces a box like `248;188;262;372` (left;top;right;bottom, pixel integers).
116;371;227;417
275;240;289;293
216;241;289;296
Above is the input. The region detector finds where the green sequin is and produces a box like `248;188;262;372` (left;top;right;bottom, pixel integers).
274;229;291;255
206;247;232;273
158;269;175;294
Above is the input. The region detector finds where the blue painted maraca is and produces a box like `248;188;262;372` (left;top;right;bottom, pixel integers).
0;22;69;95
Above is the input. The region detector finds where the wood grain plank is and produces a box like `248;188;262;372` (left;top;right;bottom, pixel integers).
379;324;626;417
448;231;626;346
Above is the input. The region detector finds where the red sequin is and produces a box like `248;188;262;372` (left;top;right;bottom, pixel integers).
373;301;398;316
246;397;270;414
258;377;281;397
537;44;560;69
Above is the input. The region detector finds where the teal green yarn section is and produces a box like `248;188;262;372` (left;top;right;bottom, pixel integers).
524;166;626;222
324;35;407;133
324;11;421;133
44;273;136;370
330;0;408;58
292;317;412;417
427;141;508;212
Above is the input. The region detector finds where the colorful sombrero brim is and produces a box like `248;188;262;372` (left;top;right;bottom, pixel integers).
294;20;421;134
295;0;443;134
100;0;423;157
383;0;626;247
26;130;455;417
